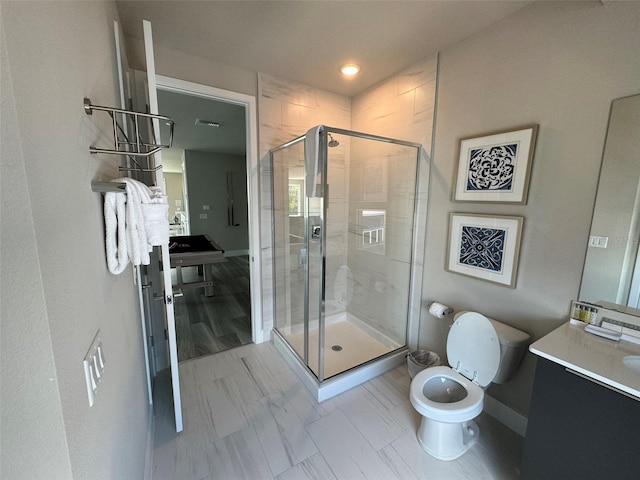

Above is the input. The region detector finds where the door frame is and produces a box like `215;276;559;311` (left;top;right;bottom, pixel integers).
155;74;265;344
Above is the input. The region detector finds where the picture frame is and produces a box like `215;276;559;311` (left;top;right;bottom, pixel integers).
453;124;538;204
446;213;523;288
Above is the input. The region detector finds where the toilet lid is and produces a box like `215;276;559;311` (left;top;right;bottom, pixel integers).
447;312;500;387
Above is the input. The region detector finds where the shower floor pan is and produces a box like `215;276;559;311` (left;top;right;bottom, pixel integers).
273;316;408;402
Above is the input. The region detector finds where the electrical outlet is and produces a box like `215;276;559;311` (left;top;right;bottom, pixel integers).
83;331;105;407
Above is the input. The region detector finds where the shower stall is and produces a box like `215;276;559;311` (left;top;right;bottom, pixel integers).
270;127;425;401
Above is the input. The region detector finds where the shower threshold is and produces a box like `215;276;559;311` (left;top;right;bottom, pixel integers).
273;330;408;402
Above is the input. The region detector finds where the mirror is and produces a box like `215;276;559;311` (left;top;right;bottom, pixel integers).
580;94;640;307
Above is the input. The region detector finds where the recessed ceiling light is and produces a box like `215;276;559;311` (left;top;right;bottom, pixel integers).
195;118;223;128
340;64;360;76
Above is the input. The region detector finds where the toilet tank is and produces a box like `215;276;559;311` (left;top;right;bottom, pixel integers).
486;317;530;384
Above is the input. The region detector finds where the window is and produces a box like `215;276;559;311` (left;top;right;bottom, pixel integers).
357;209;386;254
289;180;303;217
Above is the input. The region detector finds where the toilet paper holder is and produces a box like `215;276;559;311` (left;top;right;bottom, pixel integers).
428;301;453;318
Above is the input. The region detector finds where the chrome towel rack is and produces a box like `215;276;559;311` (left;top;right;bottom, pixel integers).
84;98;174;160
91;181;126;193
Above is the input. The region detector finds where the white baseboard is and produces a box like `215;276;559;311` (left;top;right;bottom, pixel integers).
143;406;154;480
483;394;528;437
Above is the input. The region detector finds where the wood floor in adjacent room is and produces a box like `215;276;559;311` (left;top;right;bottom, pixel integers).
152;341;524;480
173;256;252;362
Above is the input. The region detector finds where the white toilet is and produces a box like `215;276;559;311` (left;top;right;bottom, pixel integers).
409;311;530;461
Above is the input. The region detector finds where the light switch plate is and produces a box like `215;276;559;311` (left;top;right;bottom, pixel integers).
83;331;105;407
588;235;608;248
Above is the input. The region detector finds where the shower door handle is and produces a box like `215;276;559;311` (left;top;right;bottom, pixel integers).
299;248;307;266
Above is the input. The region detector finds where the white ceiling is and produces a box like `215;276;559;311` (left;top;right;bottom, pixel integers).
119;1;532;172
157;89;246;172
116;0;531;98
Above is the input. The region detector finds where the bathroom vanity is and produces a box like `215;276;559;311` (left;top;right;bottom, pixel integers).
521;322;640;479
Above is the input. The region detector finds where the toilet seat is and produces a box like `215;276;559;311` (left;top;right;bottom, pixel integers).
409;312;500;424
410;366;484;423
447;312;500;387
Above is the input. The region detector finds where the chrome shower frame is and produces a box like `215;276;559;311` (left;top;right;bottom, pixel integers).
270;126;429;401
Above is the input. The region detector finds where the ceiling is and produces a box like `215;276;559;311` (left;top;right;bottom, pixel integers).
116;0;531;98
158;89;246;172
118;1;532;172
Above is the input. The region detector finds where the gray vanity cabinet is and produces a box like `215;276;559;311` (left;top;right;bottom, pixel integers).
521;357;640;479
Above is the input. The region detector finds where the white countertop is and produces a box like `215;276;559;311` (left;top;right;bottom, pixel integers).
529;321;640;399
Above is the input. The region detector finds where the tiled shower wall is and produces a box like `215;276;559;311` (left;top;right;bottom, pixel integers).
258;73;351;334
258;56;437;344
350;57;438;345
352;57;437;146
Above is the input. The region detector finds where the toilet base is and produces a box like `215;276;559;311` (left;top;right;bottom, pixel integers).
416;416;479;461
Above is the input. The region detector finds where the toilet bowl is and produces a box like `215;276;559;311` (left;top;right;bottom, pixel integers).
410;311;529;461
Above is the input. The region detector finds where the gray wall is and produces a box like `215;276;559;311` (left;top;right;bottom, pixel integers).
125;37;257;98
421;1;640;416
185;150;249;252
1;2;151;479
165;171;184;222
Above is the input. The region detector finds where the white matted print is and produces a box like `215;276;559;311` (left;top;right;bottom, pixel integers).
447;213;523;288
454;125;538;204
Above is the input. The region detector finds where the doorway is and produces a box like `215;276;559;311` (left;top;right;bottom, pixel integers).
155;76;263;362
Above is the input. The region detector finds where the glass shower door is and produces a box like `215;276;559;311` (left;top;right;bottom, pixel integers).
271;138;308;364
271;135;326;380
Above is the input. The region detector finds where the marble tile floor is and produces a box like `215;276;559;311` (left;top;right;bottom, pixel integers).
172;257;252;362
152;341;523;480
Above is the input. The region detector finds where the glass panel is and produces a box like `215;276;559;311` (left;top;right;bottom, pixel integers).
307;161;324;380
271;140;307;363
322;132;418;379
273;130;419;384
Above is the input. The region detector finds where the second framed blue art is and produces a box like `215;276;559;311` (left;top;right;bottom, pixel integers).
454;125;538;204
447;213;524;288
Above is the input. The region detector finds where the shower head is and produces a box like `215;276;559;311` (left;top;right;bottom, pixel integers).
328;134;339;148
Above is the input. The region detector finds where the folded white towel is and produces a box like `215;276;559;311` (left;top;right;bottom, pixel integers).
305;125;324;197
112;178;149;266
104;192;129;274
127;184;149;265
143;202;169;246
115;177;169;259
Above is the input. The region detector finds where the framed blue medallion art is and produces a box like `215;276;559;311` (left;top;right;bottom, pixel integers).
447;213;523;288
454;125;538;204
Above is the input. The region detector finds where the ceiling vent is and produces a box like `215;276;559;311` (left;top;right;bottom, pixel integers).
195;118;223;128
